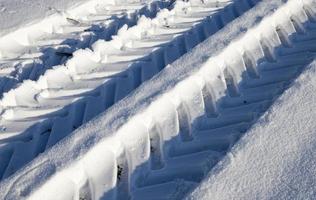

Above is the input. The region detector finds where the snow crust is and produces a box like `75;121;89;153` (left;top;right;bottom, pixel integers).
187;60;316;200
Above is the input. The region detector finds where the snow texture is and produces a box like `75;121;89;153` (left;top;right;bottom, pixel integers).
0;0;241;181
0;0;94;37
2;0;316;199
187;60;316;200
0;0;290;199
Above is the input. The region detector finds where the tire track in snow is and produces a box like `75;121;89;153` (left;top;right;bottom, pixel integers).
16;0;316;199
132;2;316;197
0;0;172;97
0;0;257;180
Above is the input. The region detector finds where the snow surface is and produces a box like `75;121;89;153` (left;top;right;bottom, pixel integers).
2;0;316;199
187;60;316;200
0;0;94;37
0;0;290;198
0;0;237;181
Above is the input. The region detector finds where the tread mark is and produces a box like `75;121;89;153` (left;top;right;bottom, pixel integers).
242;51;260;79
149;124;164;170
260;38;277;63
177;103;193;142
201;84;218;118
223;67;240;97
276;26;293;48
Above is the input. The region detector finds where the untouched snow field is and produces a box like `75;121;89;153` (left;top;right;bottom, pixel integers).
188;60;316;200
0;0;316;199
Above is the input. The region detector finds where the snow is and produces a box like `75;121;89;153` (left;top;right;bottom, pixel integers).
0;0;288;198
1;0;316;199
0;0;240;180
0;0;170;101
187;60;316;200
0;0;93;37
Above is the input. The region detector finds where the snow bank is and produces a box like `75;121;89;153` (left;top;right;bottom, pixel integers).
187;60;316;200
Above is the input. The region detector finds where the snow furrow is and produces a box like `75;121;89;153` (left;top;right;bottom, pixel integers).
0;0;173;97
9;0;315;199
0;0;256;180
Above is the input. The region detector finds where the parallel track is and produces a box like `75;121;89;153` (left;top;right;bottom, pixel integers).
10;0;315;199
0;0;257;180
